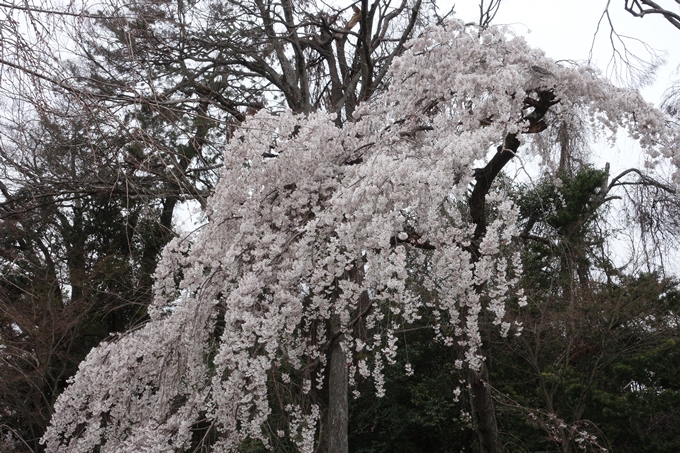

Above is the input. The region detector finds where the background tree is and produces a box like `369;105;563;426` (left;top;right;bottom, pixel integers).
488;164;680;452
0;107;169;450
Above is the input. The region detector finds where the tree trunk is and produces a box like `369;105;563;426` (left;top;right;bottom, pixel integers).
465;136;521;453
468;363;504;453
464;91;558;453
327;332;348;453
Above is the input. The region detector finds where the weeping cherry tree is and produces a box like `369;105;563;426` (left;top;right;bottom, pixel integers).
42;20;680;453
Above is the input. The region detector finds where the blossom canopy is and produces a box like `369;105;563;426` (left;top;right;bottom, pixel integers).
43;20;680;453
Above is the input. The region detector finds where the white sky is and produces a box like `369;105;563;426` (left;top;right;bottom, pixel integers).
451;0;680;105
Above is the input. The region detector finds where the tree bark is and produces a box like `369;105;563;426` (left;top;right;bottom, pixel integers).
327;332;348;453
324;264;369;453
468;364;504;453
463;136;521;453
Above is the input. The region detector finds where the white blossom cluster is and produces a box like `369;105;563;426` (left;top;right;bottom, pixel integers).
43;20;679;453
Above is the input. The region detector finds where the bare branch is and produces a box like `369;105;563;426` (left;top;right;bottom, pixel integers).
625;0;680;30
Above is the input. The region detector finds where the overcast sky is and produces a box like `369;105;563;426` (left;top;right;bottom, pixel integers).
450;0;680;106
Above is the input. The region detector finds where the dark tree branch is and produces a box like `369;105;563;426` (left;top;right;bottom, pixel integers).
625;0;680;30
608;167;677;194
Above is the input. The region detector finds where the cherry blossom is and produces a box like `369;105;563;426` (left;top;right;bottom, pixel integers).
43;20;679;453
